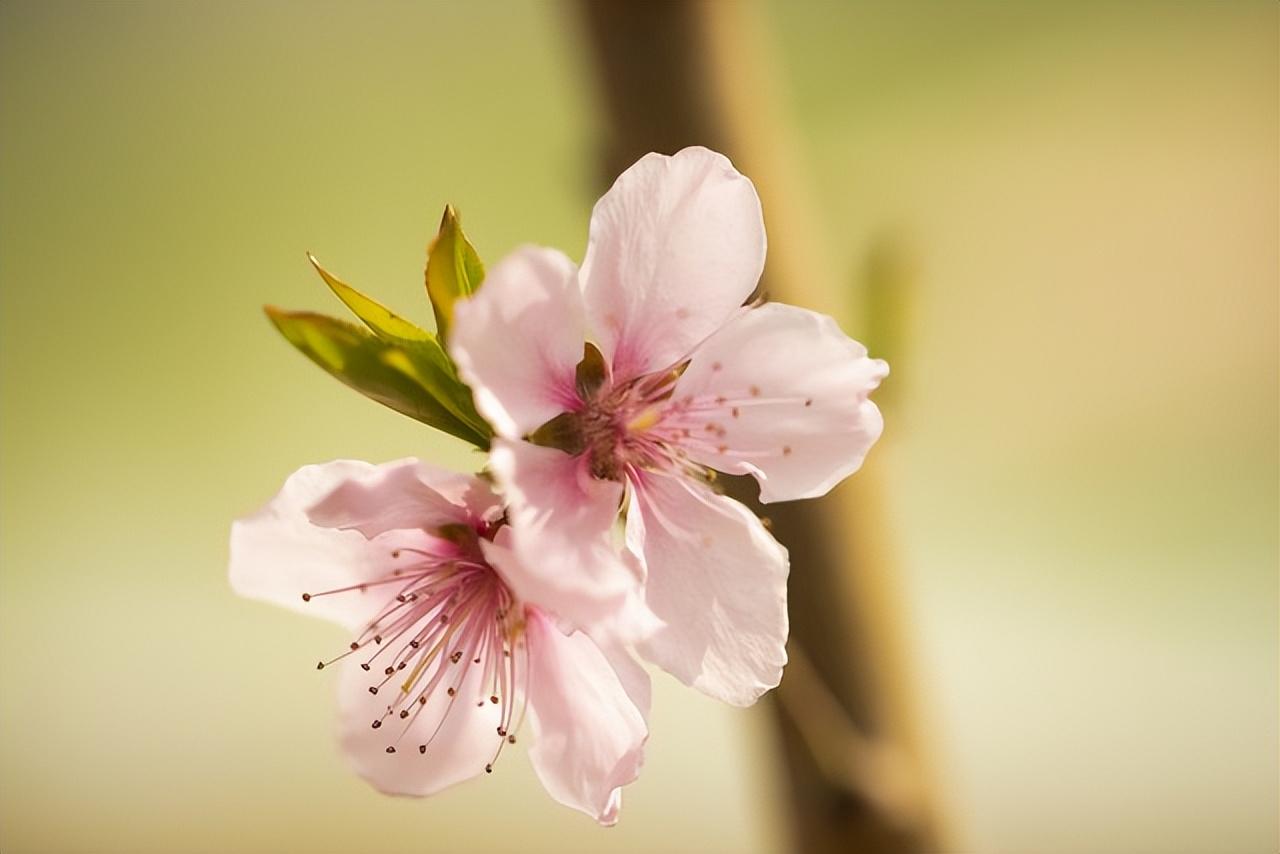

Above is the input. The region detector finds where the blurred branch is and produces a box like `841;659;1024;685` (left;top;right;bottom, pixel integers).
574;2;944;852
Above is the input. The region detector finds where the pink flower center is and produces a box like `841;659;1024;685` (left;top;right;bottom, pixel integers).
570;367;685;480
304;526;526;772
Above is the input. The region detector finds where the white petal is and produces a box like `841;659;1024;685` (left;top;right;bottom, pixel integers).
305;457;500;537
671;302;888;502
580;146;766;382
335;649;502;797
450;246;586;438
485;440;653;639
229;461;415;630
632;472;789;707
525;608;648;825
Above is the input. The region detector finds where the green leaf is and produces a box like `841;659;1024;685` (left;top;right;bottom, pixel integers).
302;255;492;443
425;205;485;342
264;307;490;449
308;253;431;344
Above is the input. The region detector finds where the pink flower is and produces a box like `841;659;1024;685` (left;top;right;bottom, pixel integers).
229;459;649;825
450;147;888;707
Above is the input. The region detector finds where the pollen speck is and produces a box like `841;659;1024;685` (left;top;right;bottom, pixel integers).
782;445;792;456
749;385;761;397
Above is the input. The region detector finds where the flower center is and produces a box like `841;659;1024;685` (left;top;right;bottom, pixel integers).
304;526;527;772
572;367;683;480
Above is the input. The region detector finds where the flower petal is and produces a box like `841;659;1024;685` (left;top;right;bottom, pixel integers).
580;146;766;382
670;303;888;503
524;607;648;825
335;649;502;797
450;246;586;438
229;461;412;630
631;471;789;707
485;440;652;639
306;457;500;537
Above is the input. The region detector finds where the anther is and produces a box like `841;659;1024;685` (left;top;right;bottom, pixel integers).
368;686;378;695
489;695;499;704
409;640;420;649
447;687;456;697
419;745;427;754
373;635;382;644
507;735;517;744
399;710;409;719
474;657;482;664
361;663;371;672
371;720;382;729
484;764;493;774
450;651;462;664
384;666;395;676
386;746;396;754
350;642;359;651
497;727;506;736
301;593;312;602
316;661;325;670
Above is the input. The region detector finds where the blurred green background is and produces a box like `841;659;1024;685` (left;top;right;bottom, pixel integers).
0;2;1275;852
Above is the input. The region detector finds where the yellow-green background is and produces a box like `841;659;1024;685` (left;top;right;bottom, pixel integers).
0;2;1274;852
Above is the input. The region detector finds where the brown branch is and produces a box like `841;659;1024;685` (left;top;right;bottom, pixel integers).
572;2;944;851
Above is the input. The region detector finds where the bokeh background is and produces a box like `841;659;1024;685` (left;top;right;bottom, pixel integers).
1;2;1275;852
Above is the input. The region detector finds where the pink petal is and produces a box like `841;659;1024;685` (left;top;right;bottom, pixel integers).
524;607;648;825
229;461;418;630
580;146;766;382
486;439;650;638
630;471;789;707
306;457;500;537
672;303;889;503
450;246;586;438
334;650;502;797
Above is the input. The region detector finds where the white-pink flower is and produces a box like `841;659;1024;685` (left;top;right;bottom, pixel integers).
450;146;888;707
229;459;649;824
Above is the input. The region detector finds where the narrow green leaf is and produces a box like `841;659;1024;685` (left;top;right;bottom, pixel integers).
302;254;491;441
307;253;431;344
425;205;485;342
264;307;490;449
